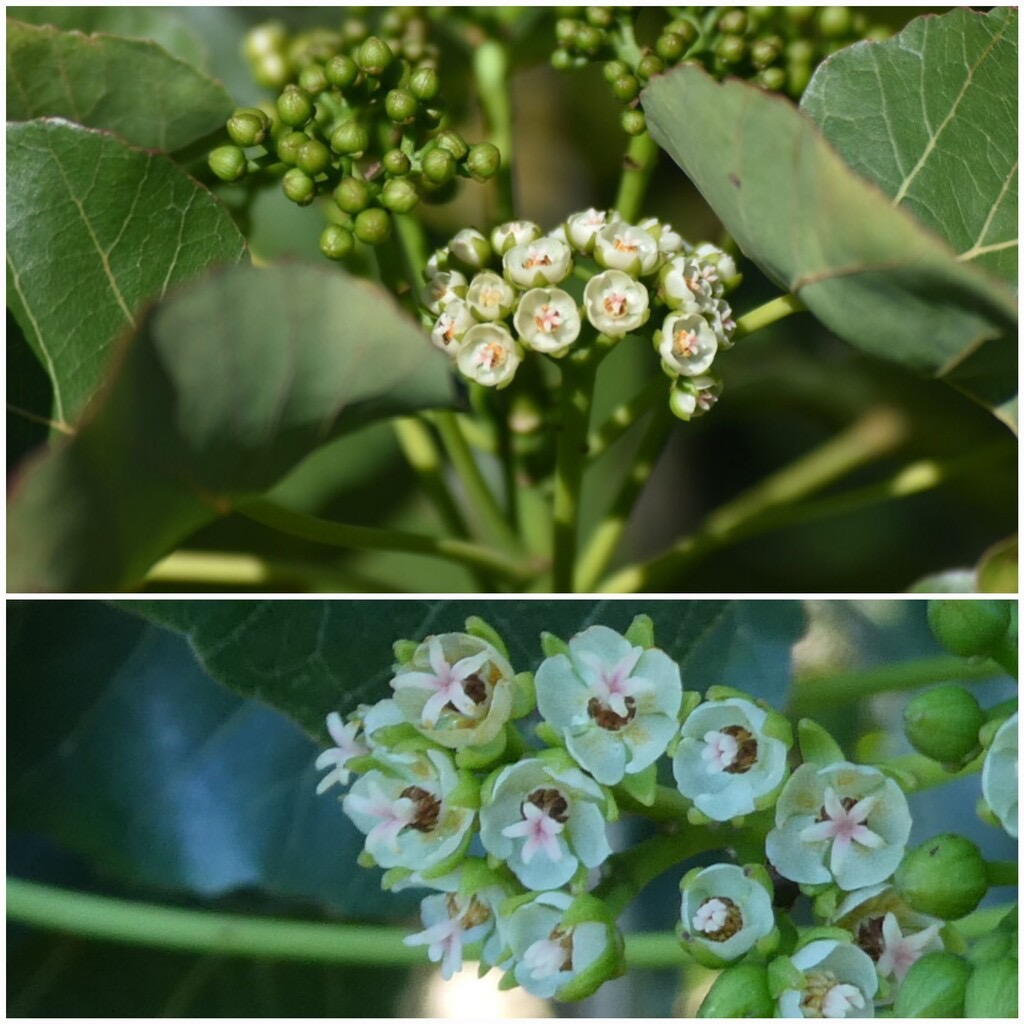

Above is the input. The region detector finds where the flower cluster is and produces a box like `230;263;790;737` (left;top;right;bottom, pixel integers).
312;614;1013;1013
421;211;740;419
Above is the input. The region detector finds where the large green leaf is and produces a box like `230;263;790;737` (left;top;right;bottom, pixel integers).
7;601;415;918
801;8;1017;286
7;261;453;592
641;41;1017;425
6;21;232;152
6;119;246;428
126;599;806;740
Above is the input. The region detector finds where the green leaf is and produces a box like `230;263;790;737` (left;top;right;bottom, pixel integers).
7;601;416;918
801;9;1017;287
641;57;1017;424
7;21;232;151
7;261;453;591
6;119;246;429
122;599;805;740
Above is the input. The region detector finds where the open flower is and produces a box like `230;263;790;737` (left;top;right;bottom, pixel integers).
535;625;682;785
391;633;516;748
679;863;776;967
660;255;715;314
466;271;516;321
456;323;522;388
672;696;790;820
565;208;620;254
657;312;718;376
430;299;475;355
776;939;879;1018
315;711;368;793
766;763;911;891
513;287;582;355
449;227;492;271
593;223;660;276
491;220;542;255
982;712;1018;838
479;756;611;890
503;237;573;288
669;373;723;421
583;270;649;337
420;270;467;314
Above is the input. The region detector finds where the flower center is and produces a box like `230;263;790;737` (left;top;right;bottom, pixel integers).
523;251;552;269
525;787;569;823
522;926;574;978
587;695;637;730
476;342;507;369
697;390;718;411
672;328;699;357
800;971;865;1019
603;292;628;317
399;786;441;832
816;796;858;823
445;892;492;929
720;725;758;774
441;316;458;342
534;304;562;332
856;916;885;961
693;896;744;942
613;235;638;253
479;285;502;307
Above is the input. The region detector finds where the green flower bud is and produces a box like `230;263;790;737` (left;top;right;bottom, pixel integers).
409;66;440;102
574;24;604;55
786;60;812;98
324;54;359;89
555;17;579;47
621;109;646;136
928;599;1012;658
357;35;394;77
786;6;816;26
787;38;816;64
422;146;457;184
718;9;748;34
818;5;852;38
298;63;328;95
610;74;640;103
275;130;307;165
333;176;372;214
903;685;985;765
330;120;369;156
277;85;314;128
585;6;614;29
895;835;988;920
320;224;355;261
253;51;290;91
208;145;247;183
384;88;418;124
297;138;331;176
466;142;501;181
697;963;774;1018
656;32;687;63
434;129;469;161
893;951;971;1017
603;59;629;82
758;66;787;91
282;167;316;205
226;108;271;148
964;958;1018;1017
354;207;392;245
666;19;698;47
380;177;419;213
244;21;286;61
716;34;747;66
550;47;575;72
636;54;665;80
383;148;411;176
751;35;783;68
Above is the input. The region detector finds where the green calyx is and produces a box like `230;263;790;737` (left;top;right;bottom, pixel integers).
698;963;774;1017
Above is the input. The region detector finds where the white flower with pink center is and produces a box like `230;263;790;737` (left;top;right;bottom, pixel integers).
776;939;878;1018
501;800;566;864
514;287;581;355
583;269;650;338
565;207;620;254
658;312;718;376
344;780;416;854
420;270;467;315
594;223;660;276
799;788;885;875
392;635;490;728
314;712;367;793
875;913;941;982
503;237;573;287
456;323;521;388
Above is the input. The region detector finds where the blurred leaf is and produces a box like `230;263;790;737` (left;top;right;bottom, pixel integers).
642;55;1017;425
6;310;53;469
977;536;1017;594
7;262;453;592
6;119;247;429
7;7;210;69
7;21;232;151
7;601;415;918
125;599;806;740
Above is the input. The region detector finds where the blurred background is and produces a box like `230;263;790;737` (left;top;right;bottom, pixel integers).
7;598;1017;1016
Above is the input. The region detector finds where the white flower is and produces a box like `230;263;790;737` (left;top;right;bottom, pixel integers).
456;323;522;388
501;800;566;864
593;223;660;276
777;939;878;1018
708;299;737;348
875;913;941;983
693;242;738;294
670;374;722;421
565;208;621;254
404;888;501;979
639;216;688;254
660;255;715;314
345;778;417;853
420;270;467;315
658;312;718;376
491;220;542;255
503;237;573;288
583;269;650;337
449;227;492;270
392;635;491;728
314;711;367;793
982;712;1018;838
424;248;450;278
466;271;516;321
430;299;475;355
513;287;582;355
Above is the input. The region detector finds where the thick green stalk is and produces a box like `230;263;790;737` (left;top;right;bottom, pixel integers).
731;293;806;340
473;39;515;222
878;750;984;794
237;498;535;584
586;378;666;460
614;131;659;223
986;861;1018;887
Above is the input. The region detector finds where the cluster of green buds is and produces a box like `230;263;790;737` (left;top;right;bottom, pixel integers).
419;210;740;420
208;14;500;259
550;6;888;137
314;612;1017;1010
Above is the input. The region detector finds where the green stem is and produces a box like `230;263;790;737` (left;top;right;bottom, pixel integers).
986;861;1018;887
614;131;659;223
473;39;515;222
598;406;909;592
876;750;984;793
237;497;536;583
390;213;430;295
955;903;1017;938
990;636;1019;680
731;293;806;341
789;655;1009;717
6;878;693;969
575;402;674;592
586;378;666;460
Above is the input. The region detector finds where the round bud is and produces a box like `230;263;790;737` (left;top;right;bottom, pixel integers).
466;142;501;181
275;130;307;165
751;35;783;68
718;9;748;35
550;48;574;72
758;67;787;91
208;145;247;183
636;54;665;80
383;148;411;176
353;207;392;245
357;35;394;76
786;60;812;97
716;34;747;66
903;685;985;765
409;66;440;102
298;64;328;95
818;5;853;38
964;958;1018;1017
333;176;372;214
697;964;773;1018
603;59;629;82
621;109;646;136
585;7;614;29
894;952;971;1018
895;834;988;920
786;38;815;64
555;17;579;47
574;24;604;56
330;120;369;155
244;21;286;61
422;146;457;184
385;88;418;123
342;17;368;45
785;6;815;26
277;86;314;128
656;32;687;63
928;600;1012;658
282;167;316;205
665;19;698;47
253;52;290;90
320;224;355;261
226;108;271;148
296;139;331;176
380;177;419;213
610;74;640;103
434;129;469;161
325;54;359;89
